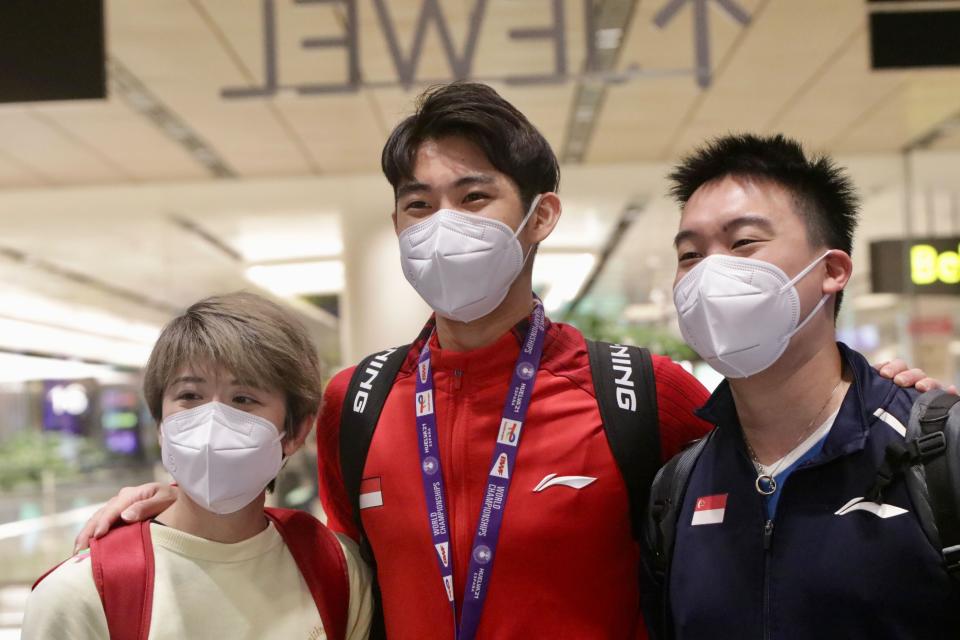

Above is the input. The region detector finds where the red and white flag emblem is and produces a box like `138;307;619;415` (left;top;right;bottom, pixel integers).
359;477;383;509
691;493;727;526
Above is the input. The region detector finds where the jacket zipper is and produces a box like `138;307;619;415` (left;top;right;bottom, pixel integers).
762;518;774;640
450;368;469;622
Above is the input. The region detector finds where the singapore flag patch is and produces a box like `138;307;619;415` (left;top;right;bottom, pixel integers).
691;494;727;526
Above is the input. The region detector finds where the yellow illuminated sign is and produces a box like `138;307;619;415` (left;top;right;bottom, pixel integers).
911;244;960;286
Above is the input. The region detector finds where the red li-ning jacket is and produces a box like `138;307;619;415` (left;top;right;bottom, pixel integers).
318;317;711;639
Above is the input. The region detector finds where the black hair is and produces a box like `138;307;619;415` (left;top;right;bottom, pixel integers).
668;133;859;314
381;82;560;209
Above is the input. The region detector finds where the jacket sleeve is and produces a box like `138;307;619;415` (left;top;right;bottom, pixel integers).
317;366;361;542
652;356;713;463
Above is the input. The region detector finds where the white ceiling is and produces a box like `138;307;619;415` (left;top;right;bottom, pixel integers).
1;0;959;366
0;1;958;187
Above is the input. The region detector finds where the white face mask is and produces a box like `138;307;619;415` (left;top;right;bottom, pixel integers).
160;401;284;515
398;195;542;323
673;251;833;379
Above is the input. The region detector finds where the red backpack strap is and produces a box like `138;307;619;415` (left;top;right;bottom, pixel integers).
88;521;155;640
265;507;350;640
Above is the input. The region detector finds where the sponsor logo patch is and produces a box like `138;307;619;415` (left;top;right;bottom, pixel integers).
532;473;597;492
490;453;510;479
416;390;434;416
496;419;523;446
835;497;908;519
435;542;450;567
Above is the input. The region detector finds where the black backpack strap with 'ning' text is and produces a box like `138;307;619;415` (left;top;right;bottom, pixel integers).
586;340;660;539
339;344;409;640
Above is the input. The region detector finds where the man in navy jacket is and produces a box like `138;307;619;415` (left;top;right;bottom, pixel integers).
654;133;960;639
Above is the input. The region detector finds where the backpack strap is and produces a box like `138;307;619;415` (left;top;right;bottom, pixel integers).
339;344;410;640
88;521;155;640
586;340;660;539
867;390;960;578
640;431;714;640
265;507;350;640
340;345;410;534
916;392;960;576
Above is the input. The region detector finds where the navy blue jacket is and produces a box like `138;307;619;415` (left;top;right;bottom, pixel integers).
668;343;960;639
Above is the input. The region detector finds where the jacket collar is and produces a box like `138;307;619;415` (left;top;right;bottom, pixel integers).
695;342;903;461
400;308;555;377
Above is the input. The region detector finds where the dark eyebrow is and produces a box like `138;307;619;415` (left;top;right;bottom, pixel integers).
673;215;775;248
396;181;431;199
453;174;496;189
396;174;496;202
673;229;698;248
722;215;774;235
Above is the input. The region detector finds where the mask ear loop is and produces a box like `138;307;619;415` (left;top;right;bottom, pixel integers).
779;250;834;292
514;194;544;267
782;250;835;338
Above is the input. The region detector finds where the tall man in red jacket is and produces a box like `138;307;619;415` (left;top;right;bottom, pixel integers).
76;83;936;639
313;83;711;639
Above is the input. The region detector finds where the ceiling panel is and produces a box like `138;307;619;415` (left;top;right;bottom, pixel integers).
833;70;960;153
108;0;314;177
767;29;908;152
588;0;766;163
668;0;865;157
0;1;955;187
31;98;209;182
0;151;47;188
266;94;388;174
0;105;125;184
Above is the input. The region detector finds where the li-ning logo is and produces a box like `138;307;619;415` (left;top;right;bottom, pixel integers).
608;344;637;412
352;347;400;413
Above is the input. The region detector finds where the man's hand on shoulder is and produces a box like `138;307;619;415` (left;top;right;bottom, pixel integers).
875;359;958;394
74;482;178;553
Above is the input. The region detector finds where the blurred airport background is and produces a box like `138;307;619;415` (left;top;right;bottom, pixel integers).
1;1;960;635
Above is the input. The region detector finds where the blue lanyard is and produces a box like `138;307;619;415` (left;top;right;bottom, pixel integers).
413;301;547;640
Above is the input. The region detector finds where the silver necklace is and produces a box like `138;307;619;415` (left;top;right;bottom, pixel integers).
745;378;844;496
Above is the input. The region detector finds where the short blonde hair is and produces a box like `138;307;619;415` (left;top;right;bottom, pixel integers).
143;292;322;438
